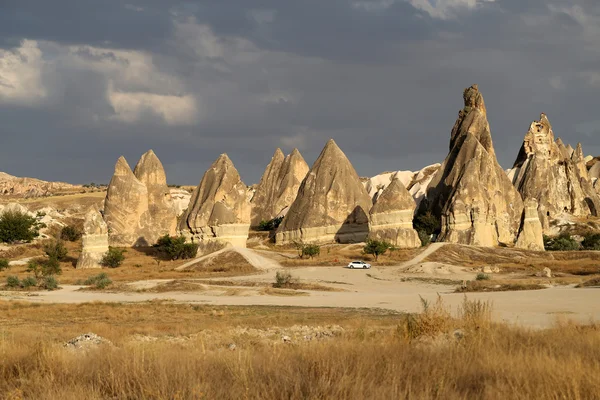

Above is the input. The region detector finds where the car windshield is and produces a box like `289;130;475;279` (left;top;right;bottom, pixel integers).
352;261;363;264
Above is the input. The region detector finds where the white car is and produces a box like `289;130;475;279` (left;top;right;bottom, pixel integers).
347;261;371;269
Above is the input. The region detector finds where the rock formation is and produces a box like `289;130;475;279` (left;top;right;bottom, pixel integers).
178;154;251;247
421;85;524;246
364;164;441;207
76;208;109;269
276;139;372;244
104;150;177;247
250;148;309;227
515;199;545;251
509;114;600;227
368;177;421;248
0;172;80;198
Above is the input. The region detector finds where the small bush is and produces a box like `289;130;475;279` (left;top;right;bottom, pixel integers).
0;210;41;243
60;226;81;242
274;270;296;288
20;276;37;288
154;235;198;261
581;233;600;251
363;239;391;261
44;240;68;261
0;259;9;271
544;234;580;251
258;216;284;231
42;276;59;290
302;244;321;259
6;276;20;288
101;247;126;268
417;230;430;247
476;273;490;281
42;257;62;276
84;273;112;289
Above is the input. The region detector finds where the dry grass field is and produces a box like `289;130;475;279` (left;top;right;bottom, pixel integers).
0;299;599;399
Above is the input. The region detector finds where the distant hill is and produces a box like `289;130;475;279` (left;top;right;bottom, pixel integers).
0;171;83;198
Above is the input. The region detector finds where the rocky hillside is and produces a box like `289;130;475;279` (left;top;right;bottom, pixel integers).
0;172;82;198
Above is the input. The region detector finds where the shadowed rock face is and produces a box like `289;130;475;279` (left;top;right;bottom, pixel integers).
276;139;372;244
250;148;309;227
104;150;177;247
77;208;109;269
515;199;545;251
509;114;600;228
178;154;250;247
421;85;524;246
369;177;421;248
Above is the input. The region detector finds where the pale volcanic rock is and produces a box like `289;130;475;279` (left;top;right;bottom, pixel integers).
364;164;441;207
275;149;310;217
251;148;285;227
169;188;192;217
368;177;421;248
76;208;109;269
587;158;600;181
178;154;251;247
515;199;545;251
0;172;80;198
276;139;373;244
104;157;149;246
421;85;524;246
132;150;178;241
510;114;600;227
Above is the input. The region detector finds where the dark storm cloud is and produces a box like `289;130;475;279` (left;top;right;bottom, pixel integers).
0;0;599;186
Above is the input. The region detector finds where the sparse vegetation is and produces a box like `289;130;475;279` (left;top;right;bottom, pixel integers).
0;258;9;271
6;275;20;288
363;239;392;261
302;244;321;259
41;276;59;290
43;239;68;261
476;272;490;281
274;270;296;288
544;233;581;251
101;247;126;268
0;210;42;243
456;281;546;293
581;233;600;251
27;258;62;278
83;273;112;289
153;235;198;261
258;216;284;231
20;276;37;288
60;225;82;242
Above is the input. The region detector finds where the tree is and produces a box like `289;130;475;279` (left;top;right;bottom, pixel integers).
0;259;9;271
258;216;284;231
582;233;600;250
0;210;41;243
153;235;198;261
363;239;392;261
101;247;126;268
302;244;321;259
60;225;82;242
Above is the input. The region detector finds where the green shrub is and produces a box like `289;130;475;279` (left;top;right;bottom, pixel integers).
154;235;199;261
0;259;9;271
413;211;441;236
84;272;112;289
44;240;68;261
27;260;43;279
544;234;580;251
101;247;126;268
42;276;58;290
476;273;490;281
20;276;37;288
581;233;600;251
417;230;431;247
363;239;391;261
0;210;41;243
60;225;81;242
302;244;321;259
258;216;284;231
274;270;296;288
6;276;20;288
42;257;62;276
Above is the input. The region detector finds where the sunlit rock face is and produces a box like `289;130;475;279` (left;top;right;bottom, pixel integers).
178;154;251;247
509;114;600;229
515;199;545;251
77;208;109;269
368;177;421;248
420;85;524;246
276;139;372;245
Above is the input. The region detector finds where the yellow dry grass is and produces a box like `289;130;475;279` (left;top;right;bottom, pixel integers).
0;300;598;399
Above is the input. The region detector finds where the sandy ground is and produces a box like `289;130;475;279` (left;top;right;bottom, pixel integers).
1;245;599;329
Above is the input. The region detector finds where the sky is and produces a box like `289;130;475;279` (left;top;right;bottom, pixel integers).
1;0;599;185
